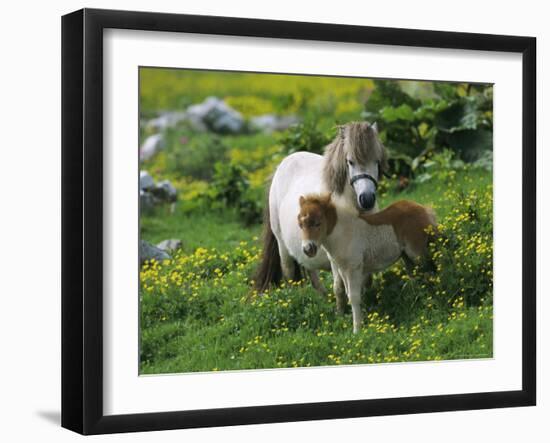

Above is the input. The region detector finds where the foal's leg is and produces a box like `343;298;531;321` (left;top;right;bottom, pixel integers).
345;269;365;334
330;262;347;314
308;270;327;295
401;252;416;274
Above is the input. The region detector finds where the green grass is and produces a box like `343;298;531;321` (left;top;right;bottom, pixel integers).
141;209;261;253
139;168;493;374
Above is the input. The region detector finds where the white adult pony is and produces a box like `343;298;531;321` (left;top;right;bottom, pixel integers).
255;121;388;294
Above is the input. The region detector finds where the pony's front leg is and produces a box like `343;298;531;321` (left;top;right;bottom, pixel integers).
277;243;297;281
345;270;365;333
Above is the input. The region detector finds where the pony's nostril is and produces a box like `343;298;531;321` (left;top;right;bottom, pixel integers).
359;192;376;210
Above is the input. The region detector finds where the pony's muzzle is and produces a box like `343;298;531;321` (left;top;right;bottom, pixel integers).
358;191;376;210
302;242;318;257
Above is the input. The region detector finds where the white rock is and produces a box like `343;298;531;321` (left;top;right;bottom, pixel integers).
146;111;187;131
140;134;164;161
156;239;183;252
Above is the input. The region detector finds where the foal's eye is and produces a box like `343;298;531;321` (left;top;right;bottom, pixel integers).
347;159;354;166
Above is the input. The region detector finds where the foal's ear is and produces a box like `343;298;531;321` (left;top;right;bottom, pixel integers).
299;195;306;206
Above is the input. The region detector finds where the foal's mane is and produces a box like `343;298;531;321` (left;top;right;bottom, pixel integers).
322;121;388;194
301;193;332;208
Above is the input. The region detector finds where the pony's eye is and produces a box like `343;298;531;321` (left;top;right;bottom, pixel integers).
347;159;354;166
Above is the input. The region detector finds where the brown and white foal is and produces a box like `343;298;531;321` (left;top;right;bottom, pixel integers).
298;194;437;333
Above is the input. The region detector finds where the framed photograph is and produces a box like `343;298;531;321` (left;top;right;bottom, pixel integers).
61;8;536;435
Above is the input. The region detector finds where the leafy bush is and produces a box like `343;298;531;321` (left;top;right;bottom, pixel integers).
412;149;493;186
414;149;464;184
171;134;229;180
142;132;229;181
278;119;334;155
363;80;493;171
204;162;263;225
207;163;248;207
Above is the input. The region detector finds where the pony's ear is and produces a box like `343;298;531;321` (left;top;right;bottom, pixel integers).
323;139;348;195
371;121;379;133
338;125;346;139
299;195;306;206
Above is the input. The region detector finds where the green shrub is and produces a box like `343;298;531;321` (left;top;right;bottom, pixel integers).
363;80;493;168
174;135;228;180
278;119;334;155
205;162;263;225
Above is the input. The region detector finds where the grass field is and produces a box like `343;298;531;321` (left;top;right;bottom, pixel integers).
140;168;492;374
139;69;493;374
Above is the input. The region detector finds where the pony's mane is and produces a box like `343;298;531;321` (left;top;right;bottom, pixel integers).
347;122;387;165
322;121;388;194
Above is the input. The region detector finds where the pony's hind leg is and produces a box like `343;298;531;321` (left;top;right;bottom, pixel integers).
308;270;327;295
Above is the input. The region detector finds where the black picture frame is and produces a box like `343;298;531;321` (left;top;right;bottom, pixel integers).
61;8;536;435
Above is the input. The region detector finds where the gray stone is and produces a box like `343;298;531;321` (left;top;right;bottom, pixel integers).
156;239;183;252
209;111;245;134
187;97;245;134
250;114;300;132
153;180;177;203
140;240;171;264
140;189;157;213
139;170;155;191
140;133;164;161
186;96;222;120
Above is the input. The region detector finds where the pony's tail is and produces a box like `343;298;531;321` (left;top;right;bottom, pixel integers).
254;198;283;293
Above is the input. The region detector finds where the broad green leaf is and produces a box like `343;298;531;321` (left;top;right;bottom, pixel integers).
380;104;415;122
